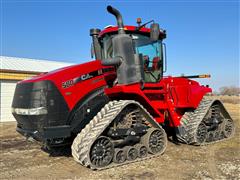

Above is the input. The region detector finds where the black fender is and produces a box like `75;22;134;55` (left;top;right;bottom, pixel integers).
67;86;109;134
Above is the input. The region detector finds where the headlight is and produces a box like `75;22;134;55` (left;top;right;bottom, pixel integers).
12;107;48;115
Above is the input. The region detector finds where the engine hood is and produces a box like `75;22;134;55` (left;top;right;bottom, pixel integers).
20;60;102;84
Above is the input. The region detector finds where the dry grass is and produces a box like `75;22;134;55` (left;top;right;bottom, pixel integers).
207;95;240;104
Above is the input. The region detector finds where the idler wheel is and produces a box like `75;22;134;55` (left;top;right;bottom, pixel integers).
223;119;234;138
90;136;114;167
141;128;165;154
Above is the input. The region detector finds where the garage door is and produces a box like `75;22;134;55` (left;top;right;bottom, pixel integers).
0;80;18;122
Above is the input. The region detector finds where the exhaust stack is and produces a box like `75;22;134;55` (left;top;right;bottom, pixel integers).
107;6;125;34
102;6;144;85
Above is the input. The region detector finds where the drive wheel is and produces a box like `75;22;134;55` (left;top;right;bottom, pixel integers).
113;148;126;164
135;144;148;158
141;128;165;154
125;146;138;161
90;136;114;167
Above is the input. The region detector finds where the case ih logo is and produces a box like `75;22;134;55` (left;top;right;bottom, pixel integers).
80;74;93;81
62;72;96;89
61;68;113;89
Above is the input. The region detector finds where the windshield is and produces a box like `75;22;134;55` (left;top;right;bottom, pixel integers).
133;34;162;83
102;33;163;83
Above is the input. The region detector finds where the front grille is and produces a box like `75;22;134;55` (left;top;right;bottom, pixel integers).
12;81;48;109
12;80;69;132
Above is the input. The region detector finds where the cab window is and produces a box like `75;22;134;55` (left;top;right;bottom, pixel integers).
133;34;162;83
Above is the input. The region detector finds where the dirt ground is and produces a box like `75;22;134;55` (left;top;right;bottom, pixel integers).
1;102;239;180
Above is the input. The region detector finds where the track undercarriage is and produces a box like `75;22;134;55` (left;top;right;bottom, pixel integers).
71;100;167;170
71;97;235;169
177;97;235;145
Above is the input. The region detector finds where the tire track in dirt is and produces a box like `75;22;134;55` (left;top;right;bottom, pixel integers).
206;145;219;179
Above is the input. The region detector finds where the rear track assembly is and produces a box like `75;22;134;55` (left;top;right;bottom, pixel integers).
178;96;235;145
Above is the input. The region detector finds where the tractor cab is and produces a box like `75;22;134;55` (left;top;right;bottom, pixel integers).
91;23;166;84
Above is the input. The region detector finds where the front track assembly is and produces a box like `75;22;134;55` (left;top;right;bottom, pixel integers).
177;96;235;145
71;100;167;170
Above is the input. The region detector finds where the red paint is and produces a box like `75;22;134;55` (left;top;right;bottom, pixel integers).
18;26;211;128
104;77;211;127
99;25;166;38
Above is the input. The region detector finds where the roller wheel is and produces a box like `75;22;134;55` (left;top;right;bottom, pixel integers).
141;128;165;154
113;148;126;164
196;122;207;143
125;146;138;161
135;144;148;158
90;136;114;167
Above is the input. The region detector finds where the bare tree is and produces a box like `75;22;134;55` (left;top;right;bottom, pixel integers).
219;86;240;96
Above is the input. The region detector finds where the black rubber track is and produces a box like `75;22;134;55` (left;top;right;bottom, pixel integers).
177;96;235;145
71;100;167;170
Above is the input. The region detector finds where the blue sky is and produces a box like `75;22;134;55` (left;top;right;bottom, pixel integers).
1;1;239;91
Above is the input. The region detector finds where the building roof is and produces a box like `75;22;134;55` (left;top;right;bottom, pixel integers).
1;56;74;73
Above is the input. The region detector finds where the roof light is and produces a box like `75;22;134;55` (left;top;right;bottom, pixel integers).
137;18;142;26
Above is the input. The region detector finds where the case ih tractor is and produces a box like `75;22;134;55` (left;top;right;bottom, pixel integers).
12;6;234;169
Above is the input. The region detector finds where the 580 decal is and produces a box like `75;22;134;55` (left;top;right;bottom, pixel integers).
62;79;74;89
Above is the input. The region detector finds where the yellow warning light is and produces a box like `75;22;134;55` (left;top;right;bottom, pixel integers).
137;18;142;23
137;18;142;26
199;74;211;78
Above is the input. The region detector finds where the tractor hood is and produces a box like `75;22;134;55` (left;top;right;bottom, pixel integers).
13;59;109;111
20;60;102;84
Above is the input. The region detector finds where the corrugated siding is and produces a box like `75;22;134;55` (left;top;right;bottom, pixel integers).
1;56;74;73
0;80;18;122
0;56;75;122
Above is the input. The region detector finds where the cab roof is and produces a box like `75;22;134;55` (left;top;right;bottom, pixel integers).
99;25;166;39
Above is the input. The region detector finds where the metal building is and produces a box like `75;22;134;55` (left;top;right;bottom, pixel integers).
0;56;73;122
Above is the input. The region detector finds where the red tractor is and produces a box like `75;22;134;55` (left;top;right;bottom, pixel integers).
12;6;234;169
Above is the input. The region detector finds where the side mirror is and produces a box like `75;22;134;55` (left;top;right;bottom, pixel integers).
150;23;160;41
162;43;167;73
